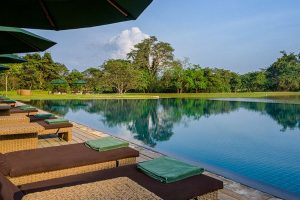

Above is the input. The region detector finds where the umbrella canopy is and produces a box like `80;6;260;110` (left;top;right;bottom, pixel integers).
0;65;10;71
0;54;27;63
0;0;153;30
0;26;56;54
72;80;86;85
50;79;67;85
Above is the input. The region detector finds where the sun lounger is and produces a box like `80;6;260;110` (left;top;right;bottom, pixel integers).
0;114;56;126
10;107;38;116
0;113;72;141
9;164;223;200
36;120;73;142
0;104;11;116
28;114;55;122
0;123;45;153
0;116;30;125
0;100;16;107
0;143;139;186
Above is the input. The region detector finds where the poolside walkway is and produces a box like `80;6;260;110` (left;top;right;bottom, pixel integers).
37;121;279;200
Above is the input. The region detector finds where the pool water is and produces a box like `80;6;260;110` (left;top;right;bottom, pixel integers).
29;98;300;200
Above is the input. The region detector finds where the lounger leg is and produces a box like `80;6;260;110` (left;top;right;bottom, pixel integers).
63;130;72;142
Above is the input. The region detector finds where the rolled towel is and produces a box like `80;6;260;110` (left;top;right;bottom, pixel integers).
85;136;129;152
45;118;69;124
34;113;55;119
137;156;204;183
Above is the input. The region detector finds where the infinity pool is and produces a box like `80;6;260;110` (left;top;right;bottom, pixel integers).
29;98;300;200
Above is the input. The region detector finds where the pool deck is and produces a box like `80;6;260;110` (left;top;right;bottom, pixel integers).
37;120;279;200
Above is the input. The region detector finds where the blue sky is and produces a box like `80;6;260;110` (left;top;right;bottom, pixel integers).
29;0;300;73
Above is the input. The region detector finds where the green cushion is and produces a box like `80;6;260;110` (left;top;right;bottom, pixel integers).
34;113;55;119
2;100;16;103
18;105;36;110
45;118;69;124
85;137;129;152
137;156;204;183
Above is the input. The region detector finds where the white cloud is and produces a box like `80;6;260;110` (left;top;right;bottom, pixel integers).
107;27;149;59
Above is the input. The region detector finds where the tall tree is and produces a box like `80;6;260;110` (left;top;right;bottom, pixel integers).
100;59;146;94
127;36;174;91
266;51;300;91
83;67;103;93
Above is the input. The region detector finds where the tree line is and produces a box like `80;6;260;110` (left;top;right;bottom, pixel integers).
1;36;299;93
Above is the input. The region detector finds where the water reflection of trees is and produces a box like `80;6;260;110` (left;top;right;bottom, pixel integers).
29;100;88;116
29;99;300;146
241;102;300;131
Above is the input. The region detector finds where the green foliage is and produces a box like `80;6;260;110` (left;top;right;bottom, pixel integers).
1;41;299;94
1;52;68;91
100;59;146;94
241;71;267;92
66;69;85;92
127;36;175;92
266;51;300;91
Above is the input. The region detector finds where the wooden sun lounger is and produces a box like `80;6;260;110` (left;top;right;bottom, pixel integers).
12;164;223;200
0;121;73;153
0;114;72;139
0;101;16;107
0;115;30;125
10;107;39;116
0;104;11;116
35;120;73;142
1;143;139;185
0;123;45;153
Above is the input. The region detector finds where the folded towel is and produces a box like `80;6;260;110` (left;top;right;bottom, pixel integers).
2;100;16;103
34;113;55;119
17;105;31;108
17;105;35;110
45;118;69;124
85;137;129;152
19;106;36;110
137;157;204;183
0;97;10;100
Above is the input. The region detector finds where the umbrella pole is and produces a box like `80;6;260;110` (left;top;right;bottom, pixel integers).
5;74;7;97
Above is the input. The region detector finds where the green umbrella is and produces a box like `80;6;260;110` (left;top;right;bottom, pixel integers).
0;0;153;30
50;79;67;85
0;26;56;54
0;54;27;63
72;80;86;85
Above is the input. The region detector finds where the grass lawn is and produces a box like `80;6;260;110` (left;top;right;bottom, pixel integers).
1;90;300;101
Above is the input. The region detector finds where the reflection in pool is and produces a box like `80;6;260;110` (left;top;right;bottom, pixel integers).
29;99;300;199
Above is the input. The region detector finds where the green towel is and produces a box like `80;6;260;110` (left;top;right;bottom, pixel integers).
45;118;69;124
85;137;129;151
34;113;55;119
18;106;36;110
2;100;16;103
17;105;35;110
137;157;204;183
17;105;31;108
